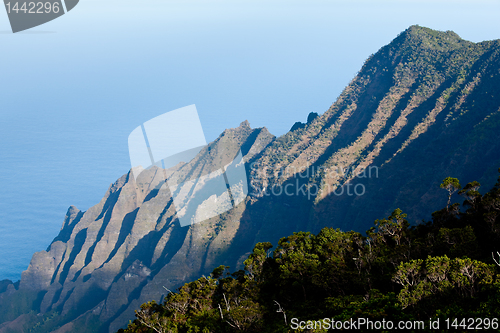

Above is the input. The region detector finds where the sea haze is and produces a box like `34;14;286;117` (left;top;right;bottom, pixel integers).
1;0;499;282
0;114;130;282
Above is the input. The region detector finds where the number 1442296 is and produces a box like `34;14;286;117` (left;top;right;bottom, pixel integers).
445;318;498;330
5;2;60;14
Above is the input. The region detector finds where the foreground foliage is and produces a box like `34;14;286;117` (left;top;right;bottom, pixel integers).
120;170;500;332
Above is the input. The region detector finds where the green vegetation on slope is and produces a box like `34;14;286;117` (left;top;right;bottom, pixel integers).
119;170;500;332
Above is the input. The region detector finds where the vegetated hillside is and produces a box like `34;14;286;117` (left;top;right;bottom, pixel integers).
0;25;500;333
250;25;500;236
120;171;500;333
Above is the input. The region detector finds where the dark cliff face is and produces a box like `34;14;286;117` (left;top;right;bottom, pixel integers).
249;25;500;234
1;26;500;333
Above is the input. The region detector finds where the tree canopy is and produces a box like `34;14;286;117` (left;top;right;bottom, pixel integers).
120;170;500;333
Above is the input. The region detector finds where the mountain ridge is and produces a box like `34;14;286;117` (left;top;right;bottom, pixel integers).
1;25;500;333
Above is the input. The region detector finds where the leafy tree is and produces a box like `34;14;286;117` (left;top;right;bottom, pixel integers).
459;181;482;211
440;177;461;211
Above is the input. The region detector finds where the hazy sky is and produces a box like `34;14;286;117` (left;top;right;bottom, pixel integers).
0;0;499;280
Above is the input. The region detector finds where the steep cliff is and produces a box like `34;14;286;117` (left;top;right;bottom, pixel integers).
0;122;275;333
